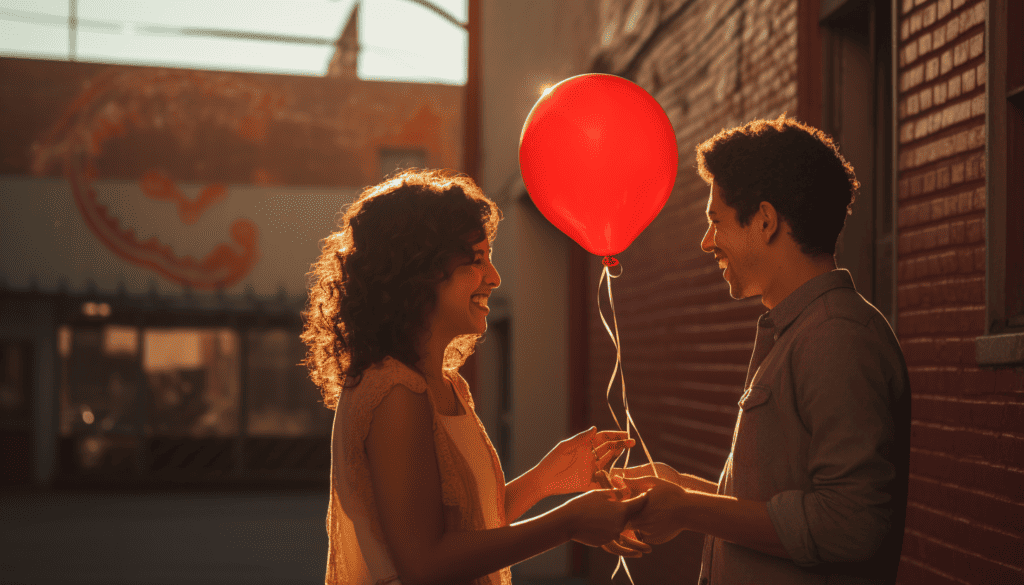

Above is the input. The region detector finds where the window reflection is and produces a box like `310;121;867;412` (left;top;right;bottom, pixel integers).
58;324;140;473
247;329;330;436
144;328;239;437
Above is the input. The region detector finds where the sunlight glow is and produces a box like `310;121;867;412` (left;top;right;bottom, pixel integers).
0;0;467;83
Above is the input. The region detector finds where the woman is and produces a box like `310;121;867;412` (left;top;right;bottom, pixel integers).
303;169;649;585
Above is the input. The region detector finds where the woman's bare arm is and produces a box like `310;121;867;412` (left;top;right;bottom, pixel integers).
503;467;548;523
364;385;644;585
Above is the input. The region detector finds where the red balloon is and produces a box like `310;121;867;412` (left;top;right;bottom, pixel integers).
519;74;678;257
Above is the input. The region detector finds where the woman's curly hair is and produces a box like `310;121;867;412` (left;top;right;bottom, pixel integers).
696;115;860;256
302;169;501;410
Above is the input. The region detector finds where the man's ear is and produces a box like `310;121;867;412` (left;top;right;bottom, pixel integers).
759;201;780;243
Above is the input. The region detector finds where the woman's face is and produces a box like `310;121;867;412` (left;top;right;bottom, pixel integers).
431;239;501;339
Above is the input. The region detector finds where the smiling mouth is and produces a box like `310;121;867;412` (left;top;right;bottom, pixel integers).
471;294;489;311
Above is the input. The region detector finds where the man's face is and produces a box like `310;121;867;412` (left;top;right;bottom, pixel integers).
700;182;764;300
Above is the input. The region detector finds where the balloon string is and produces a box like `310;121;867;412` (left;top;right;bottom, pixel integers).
597;262;658;583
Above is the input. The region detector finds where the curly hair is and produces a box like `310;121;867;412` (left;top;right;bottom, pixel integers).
695;115;860;256
302;169;501;410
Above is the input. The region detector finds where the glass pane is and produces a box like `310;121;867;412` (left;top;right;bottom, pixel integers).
144;328;239;437
58;324;141;474
246;328;331;436
60;325;139;436
0;341;31;423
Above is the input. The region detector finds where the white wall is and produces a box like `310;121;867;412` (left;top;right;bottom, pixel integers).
476;0;598;577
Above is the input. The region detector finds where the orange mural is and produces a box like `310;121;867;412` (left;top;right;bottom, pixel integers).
29;68;268;290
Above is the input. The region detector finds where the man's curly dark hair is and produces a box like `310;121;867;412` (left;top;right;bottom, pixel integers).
695;115;860;256
302;169;501;410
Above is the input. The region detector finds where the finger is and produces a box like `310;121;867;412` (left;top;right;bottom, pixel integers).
596;430;630;442
618;533;652;554
597;439;636;455
620;476;659;493
602;539;644;558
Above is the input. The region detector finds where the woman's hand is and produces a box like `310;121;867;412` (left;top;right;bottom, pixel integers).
563;488;651;554
536;426;635;496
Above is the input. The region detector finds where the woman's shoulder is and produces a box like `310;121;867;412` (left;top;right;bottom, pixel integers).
351;356;429;397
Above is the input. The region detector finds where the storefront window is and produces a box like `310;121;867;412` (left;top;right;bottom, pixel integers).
58;324;140;473
143;328;240;437
246;329;331;436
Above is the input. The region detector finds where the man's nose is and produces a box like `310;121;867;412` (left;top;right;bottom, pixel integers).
700;225;714;253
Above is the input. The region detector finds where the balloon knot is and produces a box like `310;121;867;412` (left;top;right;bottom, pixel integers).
602;256;619;267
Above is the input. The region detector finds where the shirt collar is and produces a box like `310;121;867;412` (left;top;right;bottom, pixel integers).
764;268;856;337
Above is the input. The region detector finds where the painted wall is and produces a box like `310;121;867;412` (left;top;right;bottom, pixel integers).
476;0;600;578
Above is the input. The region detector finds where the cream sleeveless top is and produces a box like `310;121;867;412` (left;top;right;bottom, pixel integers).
325;357;510;585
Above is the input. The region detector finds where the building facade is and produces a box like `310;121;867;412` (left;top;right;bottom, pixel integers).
0;56;463;489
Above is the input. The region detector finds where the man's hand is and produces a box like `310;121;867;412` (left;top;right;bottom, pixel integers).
618;476;690;545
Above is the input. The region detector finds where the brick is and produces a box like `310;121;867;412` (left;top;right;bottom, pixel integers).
901;121;916;144
923;169;938;193
949;74;962;98
940;48;953;75
902;18;911;41
938;0;952;19
926;57;940;81
905;41;919;65
933;25;947;53
969;31;984;59
934;80;948;105
976;62;986;86
970;92;985;118
923;2;938;27
946;16;960;43
973;1;986;28
919;32;933;57
952;0;966;12
904;0;916;14
907;490;1024;556
951;160;966;183
903;63;925;91
915;117;929;140
908;475;1024;549
911;11;923;35
937;163;950;188
966;216;984;242
967;152;984;180
908;92;921;116
954;38;970;66
897;558;962;585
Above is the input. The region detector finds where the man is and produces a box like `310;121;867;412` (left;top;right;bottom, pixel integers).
618;116;911;584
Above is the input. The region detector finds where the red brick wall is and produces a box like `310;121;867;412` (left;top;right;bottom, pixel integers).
894;0;1024;582
582;0;800;581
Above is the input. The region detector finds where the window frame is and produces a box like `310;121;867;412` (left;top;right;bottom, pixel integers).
976;0;1024;366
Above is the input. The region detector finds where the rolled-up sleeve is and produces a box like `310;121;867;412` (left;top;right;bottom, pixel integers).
766;317;897;567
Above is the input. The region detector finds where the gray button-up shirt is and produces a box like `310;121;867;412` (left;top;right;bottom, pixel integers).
699;269;911;585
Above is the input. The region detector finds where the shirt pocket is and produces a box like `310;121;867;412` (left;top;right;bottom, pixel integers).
738;384;771;411
731;384;778;489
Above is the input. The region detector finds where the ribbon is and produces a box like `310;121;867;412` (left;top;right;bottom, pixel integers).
597;257;658;583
